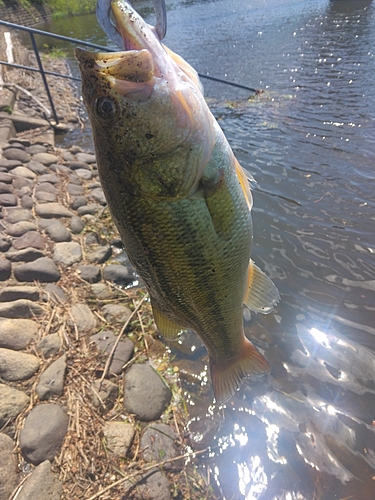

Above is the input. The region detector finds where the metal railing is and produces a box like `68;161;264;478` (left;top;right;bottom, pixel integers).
0;19;260;126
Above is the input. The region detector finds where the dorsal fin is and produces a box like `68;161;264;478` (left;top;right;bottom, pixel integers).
234;158;253;210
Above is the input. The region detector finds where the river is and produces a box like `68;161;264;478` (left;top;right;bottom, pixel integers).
37;0;375;498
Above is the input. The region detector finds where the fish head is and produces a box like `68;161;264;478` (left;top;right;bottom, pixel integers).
76;0;215;199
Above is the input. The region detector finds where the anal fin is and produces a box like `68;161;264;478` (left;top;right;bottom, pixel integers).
210;337;270;404
244;260;280;313
152;304;185;340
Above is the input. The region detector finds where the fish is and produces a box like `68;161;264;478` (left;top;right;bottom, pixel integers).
76;0;280;404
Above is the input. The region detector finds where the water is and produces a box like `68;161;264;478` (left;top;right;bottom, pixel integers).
38;0;375;498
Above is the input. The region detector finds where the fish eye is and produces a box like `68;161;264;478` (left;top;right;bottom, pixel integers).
95;96;117;119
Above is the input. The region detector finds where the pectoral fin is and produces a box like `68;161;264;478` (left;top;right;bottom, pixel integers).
152;304;185;339
244;260;280;313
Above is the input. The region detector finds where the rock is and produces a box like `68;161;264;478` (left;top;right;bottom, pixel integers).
5;208;34;224
0;348;40;381
35;191;56;203
0;286;39;302
26;144;47;154
124;469;172;500
0;299;45;318
43;284;68;303
45;221;71;242
32;152;59;165
86;244;112;264
0;433;18;498
13;231;46;250
27;159;48;174
0;181;13;193
67;183;84;196
77;204;99;216
124;364;172;421
6;247;45;262
69;196;87;210
16;460;63;500
14;257;61;282
35;182;58;195
35;203;74;218
75;168;92;180
20;404;69;465
0;172;14;184
0;260;11;280
103;264;135;284
3;147;30;162
11;166;36;179
38;173;60;184
21;195;34;209
141;423;179;468
53;241;82;266
36;354;67;400
101;304;132;323
0;159;22;170
69;303;97;332
0;318;38;350
70;216;85;234
90;283;114;300
0;193;17;206
103;421;135;457
77;265;101;283
36;333;62;358
0;235;11;252
0;384;29;426
90;379;118;412
5;221;37;236
13;177;33;190
91;330;134;375
76;152;96;163
68;160;90;170
89;187;106;205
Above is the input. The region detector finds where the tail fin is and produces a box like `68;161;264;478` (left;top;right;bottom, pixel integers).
210;338;270;404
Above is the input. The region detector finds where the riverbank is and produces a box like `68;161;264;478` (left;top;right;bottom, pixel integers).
0;32;215;500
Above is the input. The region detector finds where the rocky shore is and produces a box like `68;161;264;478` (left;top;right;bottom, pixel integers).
0;38;214;500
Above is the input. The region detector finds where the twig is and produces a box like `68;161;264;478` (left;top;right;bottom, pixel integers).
4;83;52;118
99;295;146;385
85;447;210;500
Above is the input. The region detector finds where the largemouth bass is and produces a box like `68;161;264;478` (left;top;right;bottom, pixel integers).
76;0;279;404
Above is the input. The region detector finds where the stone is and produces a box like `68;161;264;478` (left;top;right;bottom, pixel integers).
77;265;101;283
77;204;99;216
68;160;91;170
86;244;112;264
124;364;172;421
90;379;118;412
69;196;87;210
21;195;34;209
13;177;33;190
35;203;74;218
0;159;21;169
89;187;106;205
75;168;92;180
85;232;99;245
0;172;14;184
32;152;59;165
0;193;17;206
3;147;30;162
38;174;59;184
5;208;34;224
53;241;82;266
101;304;132;323
14;257;61;283
103;264;135;284
35;191;56;203
90;283;114;300
43;284;68;303
6;247;45;262
0;384;29;426
0;181;13;193
67;183;84;196
141;423;179;468
36;333;62;358
0;260;11;280
70;216;85;234
16;460;62;500
0;433;18;499
36;354;67;400
0;299;44;318
5;221;37;236
27;159;48;174
0;286;39;302
91;330;134;375
76;152;96;163
35;183;58;195
69;304;97;332
45;221;71;242
26;144;47;154
103;422;135;457
0;348;40;381
20;404;69;465
13;231;46;250
11;166;36;179
0;318;38;350
0;235;11;252
124;469;172;500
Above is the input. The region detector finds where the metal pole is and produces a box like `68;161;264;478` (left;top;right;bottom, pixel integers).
29;32;59;124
